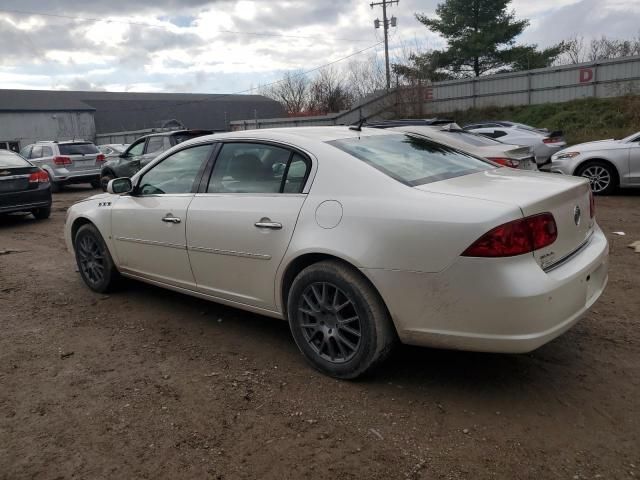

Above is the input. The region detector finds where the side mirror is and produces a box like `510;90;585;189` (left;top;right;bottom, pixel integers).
107;177;133;194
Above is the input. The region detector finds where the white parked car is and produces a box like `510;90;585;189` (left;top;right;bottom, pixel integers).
543;131;640;195
65;127;608;379
389;124;538;170
464;121;566;165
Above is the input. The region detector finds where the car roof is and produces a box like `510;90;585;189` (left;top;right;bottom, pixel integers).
185;126;403;145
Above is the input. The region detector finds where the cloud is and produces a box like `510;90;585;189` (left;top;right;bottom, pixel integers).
0;0;637;94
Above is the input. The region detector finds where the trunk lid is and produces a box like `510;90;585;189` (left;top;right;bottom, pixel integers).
0;166;37;193
415;168;594;269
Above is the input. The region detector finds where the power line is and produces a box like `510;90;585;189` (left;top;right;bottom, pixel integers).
94;40;386;114
370;0;399;90
0;8;372;43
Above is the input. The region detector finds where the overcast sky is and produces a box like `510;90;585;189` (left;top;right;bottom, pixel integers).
0;0;637;93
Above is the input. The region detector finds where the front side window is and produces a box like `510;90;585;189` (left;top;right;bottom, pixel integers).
329;134;492;187
207;143;310;194
20;145;32;158
127;140;145;157
137;144;212;195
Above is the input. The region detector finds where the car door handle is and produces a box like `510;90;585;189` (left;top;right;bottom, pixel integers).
162;215;181;224
255;219;282;230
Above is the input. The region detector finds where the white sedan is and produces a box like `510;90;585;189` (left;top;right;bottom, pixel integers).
65;127;609;379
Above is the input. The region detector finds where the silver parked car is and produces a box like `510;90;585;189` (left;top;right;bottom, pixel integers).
463;121;566;165
65;127;607;379
389;124;537;170
543;131;640;194
20;140;104;192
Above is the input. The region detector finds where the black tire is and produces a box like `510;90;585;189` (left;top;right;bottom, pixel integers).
287;260;396;379
32;207;51;220
74;223;121;293
100;173;114;192
575;160;618;195
90;179;101;189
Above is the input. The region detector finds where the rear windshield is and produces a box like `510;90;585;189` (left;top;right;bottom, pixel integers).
173;133;211;145
58;143;99;155
0;151;30;167
441;130;503;146
329;134;493;186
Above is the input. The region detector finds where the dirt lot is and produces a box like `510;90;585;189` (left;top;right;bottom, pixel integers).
0;186;639;479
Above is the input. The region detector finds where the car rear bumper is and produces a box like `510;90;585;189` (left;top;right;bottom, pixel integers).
51;168;101;184
363;224;609;353
0;185;52;214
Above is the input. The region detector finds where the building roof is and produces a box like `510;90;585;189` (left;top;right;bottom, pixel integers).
0;89;285;133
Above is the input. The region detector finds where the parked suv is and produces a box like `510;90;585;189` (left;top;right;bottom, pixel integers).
99;130;213;190
20;140;104;192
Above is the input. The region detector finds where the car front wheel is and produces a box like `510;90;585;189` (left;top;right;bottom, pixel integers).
287;260;396;379
74;223;121;293
31;207;51;220
100;173;114;192
576;161;617;195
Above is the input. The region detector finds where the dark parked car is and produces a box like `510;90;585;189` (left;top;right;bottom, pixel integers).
0;150;52;219
99;130;213;190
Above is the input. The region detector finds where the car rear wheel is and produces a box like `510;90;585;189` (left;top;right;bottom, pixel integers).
287;260;396;379
100;173;114;192
74;223;121;293
46;171;61;193
90;179;101;189
576;161;617;195
31;207;51;220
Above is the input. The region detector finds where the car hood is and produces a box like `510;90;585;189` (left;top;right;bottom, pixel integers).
74;192;112;204
563;139;626;152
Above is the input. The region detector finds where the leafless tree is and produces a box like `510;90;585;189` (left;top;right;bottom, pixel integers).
558;34;640;64
259;70;311;115
308;66;353;114
345;55;386;101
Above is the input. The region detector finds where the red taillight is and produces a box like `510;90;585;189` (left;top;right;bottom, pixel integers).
543;137;562;144
96;154;105;163
487;157;519;168
589;190;595;218
28;169;49;183
53;156;72;166
462;213;558;257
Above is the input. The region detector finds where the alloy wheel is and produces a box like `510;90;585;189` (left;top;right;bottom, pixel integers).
77;234;106;286
581;165;611;193
297;282;362;363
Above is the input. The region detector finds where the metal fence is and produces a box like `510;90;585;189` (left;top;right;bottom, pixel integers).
231;55;640;130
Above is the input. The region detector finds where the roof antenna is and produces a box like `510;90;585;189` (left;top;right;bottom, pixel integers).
349;117;367;131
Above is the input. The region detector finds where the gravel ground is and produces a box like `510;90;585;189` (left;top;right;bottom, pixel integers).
0;186;639;480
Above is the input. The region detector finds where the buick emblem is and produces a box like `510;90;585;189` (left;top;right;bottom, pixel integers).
573;205;582;226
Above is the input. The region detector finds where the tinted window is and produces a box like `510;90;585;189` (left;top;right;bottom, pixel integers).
128;140;145;156
207;143;309;194
138;144;212;195
441;131;503;146
329;134;492;186
146;136;165;154
20;145;32;158
58;143;99;155
0;151;30;167
31;145;43;158
173;133;211;144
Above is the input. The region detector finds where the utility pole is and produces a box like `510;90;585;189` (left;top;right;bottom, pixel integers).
371;0;398;90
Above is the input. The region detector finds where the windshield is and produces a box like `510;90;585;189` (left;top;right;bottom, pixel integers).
59;143;99;155
0;150;30;167
329;134;493;186
620;132;640;142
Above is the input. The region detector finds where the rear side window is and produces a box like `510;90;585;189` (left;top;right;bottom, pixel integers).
329;134;492;187
0;151;30;167
146;136;165;154
41;146;53;157
441;131;502;146
58;143;99;155
31;145;43;158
